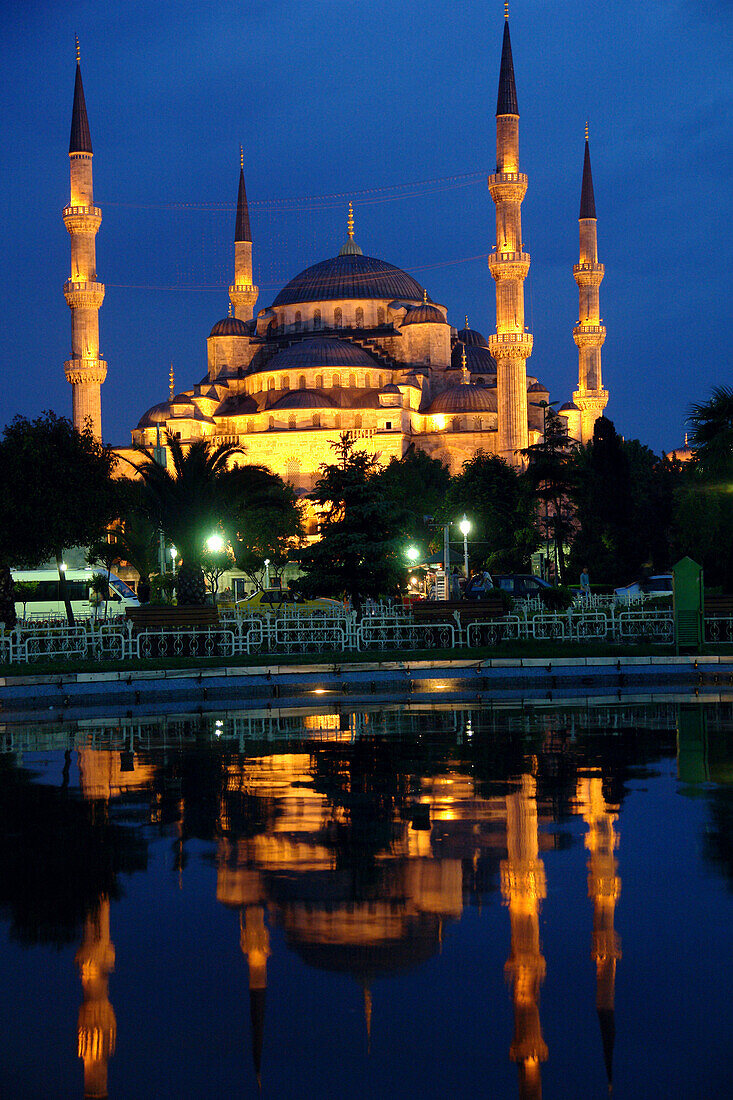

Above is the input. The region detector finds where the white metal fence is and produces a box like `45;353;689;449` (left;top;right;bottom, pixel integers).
1;603;727;665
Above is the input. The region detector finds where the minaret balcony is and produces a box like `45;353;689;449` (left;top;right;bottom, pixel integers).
488;251;530;280
573;261;604;287
487;172;528;204
63;206;102;233
488;331;533;359
64;279;105;310
573;389;609;415
64;357;108;385
573;323;606;348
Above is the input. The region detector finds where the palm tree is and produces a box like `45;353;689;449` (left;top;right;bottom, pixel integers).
132;435;243;605
687;386;733;481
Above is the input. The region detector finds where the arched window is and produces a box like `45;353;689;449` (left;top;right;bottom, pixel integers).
283;376;290;390
268;416;275;429
332;373;341;388
348;372;356;388
354;414;362;429
334;414;341;429
365;373;371;389
474;417;482;431
288;415;296;429
355;307;364;328
267;377;275;391
312;413;321;427
294;311;302;332
246;419;254;434
379;374;384;388
377;307;385;326
451;417;461;432
299;374;307;390
315;373;323;389
334;307;342;328
313;309;321;329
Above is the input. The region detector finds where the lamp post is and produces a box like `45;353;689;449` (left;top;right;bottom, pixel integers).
264;558;271;589
459;515;471;579
170;546;177;569
529;398;560;582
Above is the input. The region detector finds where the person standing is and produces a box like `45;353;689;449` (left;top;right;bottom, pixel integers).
580;567;590;601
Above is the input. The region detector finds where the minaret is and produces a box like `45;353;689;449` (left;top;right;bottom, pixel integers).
577;775;621;1094
229;147;259;320
76;898;116;1098
64;38;106;439
501;772;548;1100
488;6;532;465
573;126;608;442
240;905;270;1087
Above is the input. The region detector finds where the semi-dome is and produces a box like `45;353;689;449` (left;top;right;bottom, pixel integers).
271;253;425;307
209;315;250;337
450;342;497;374
262;336;379;373
457;325;489;348
270;389;336;410
428;385;497;415
401;302;445;326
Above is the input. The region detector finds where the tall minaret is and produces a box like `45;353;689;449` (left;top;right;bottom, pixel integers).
76;898;116;1098
63;39;106;440
229;147;259;321
573;127;608;443
240;905;270;1088
488;5;533;465
501;772;548;1100
577;774;621;1094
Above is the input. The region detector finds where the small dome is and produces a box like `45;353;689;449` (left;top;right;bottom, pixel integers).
401;302;445;326
262;336;378;374
270;389;336;410
451;342;497;374
380;383;401;394
559;401;580;412
528;381;548;393
428;385;497;415
136;402;170;430
209;315;250;337
457;325;489;348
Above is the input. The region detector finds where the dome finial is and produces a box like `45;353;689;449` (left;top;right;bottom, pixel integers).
75;35;80;64
423;288;428;304
347;201;354;240
338;202;363;256
465;315;470;329
228;301;232;317
169;363;175;400
461;344;469;382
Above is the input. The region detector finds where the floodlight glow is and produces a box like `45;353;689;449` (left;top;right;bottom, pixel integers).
206;534;224;553
406;546;420;563
459;515;471;537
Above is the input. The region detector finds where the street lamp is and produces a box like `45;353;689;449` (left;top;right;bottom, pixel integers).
406;545;420;564
264;558;271;589
459;515;471;578
170;546;177;568
206;533;224;553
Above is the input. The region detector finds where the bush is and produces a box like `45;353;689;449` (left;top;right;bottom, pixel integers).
539;585;575;611
486;587;514;612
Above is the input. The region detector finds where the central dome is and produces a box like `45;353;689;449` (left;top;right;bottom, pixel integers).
272;253;425;307
264;336;379;373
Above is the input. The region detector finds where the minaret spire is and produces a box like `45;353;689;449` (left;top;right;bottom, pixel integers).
64;42;106;439
573;129;608;441
488;9;532;464
229;146;258;320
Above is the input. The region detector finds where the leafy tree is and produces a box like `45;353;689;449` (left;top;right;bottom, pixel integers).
672;473;733;591
294;434;404;612
230;469;304;590
112;479;160;589
445;451;539;573
687;385;733;481
376;447;451;549
523;409;576;583
201;542;234;606
0;412;118;625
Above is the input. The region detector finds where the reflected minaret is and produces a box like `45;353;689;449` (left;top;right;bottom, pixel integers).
501;773;548;1100
240;905;270;1088
577;775;621;1093
76;899;116;1098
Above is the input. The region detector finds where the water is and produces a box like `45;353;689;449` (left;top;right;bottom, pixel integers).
1;700;731;1100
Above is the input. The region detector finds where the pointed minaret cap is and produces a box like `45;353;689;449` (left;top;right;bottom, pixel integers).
496;9;519;116
597;1007;615;1092
69;37;93;154
338;201;363;256
235;146;252;243
580;127;597;220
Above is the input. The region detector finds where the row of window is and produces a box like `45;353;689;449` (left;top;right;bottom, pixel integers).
263;371;386;392
277;307;387;331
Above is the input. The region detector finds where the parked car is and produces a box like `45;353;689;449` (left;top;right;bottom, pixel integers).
238;588;342;615
463;573;495;600
614;575;673;600
12;567;139;620
491;574;555;600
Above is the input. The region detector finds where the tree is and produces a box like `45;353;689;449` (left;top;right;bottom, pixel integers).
687;385;733;481
294;434;405;612
445;452;539;573
230;468;304;591
0;412;118;625
375;447;451;549
522;409;576;583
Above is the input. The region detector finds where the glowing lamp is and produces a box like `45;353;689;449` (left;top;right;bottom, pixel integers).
206;534;224;553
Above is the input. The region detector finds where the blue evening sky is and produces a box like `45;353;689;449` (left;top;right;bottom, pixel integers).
2;0;731;451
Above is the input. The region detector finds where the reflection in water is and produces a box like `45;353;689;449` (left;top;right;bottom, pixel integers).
0;701;731;1097
76;899;116;1099
577;773;622;1093
501;771;548;1100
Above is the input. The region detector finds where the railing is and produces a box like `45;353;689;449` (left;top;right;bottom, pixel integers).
0;603;716;666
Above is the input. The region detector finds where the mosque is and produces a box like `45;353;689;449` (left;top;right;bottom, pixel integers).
63;11;609;487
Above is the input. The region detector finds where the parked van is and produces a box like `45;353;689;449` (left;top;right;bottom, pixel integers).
12;568;139;621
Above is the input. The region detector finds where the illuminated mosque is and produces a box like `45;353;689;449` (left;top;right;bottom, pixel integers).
63;11;609;484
